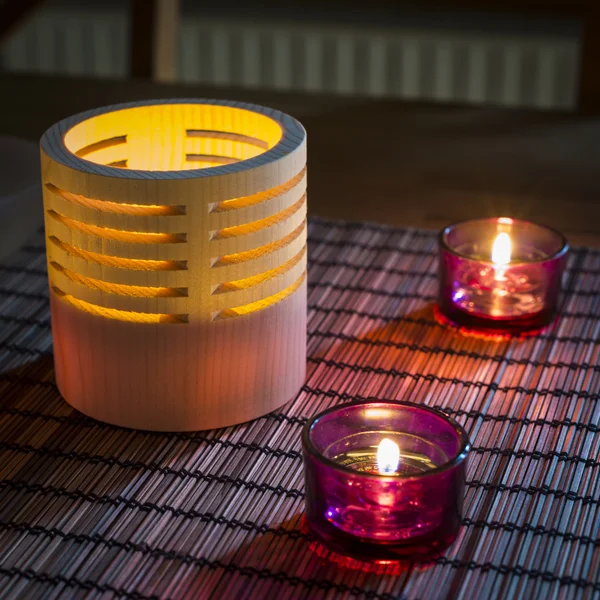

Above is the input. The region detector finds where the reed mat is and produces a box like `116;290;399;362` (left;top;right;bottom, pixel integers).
0;218;598;599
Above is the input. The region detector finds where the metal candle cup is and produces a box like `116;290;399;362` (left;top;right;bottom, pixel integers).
302;401;470;562
438;218;568;335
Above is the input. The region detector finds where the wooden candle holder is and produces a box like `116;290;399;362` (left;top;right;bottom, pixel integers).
41;100;307;431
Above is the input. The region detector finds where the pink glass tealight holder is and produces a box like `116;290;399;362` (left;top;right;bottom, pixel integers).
438;217;568;335
302;401;470;562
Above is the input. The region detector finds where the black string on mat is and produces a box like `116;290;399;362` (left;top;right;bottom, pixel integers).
0;221;598;599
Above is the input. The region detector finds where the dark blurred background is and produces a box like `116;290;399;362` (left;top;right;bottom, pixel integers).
1;0;600;252
0;0;587;111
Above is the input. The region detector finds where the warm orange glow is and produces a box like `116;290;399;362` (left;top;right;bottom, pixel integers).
214;273;305;319
41;99;307;431
53;287;188;324
307;537;413;574
211;195;306;240
49;237;186;271
185;131;266;163
63;104;283;171
186;129;269;149
185;154;238;165
107;159;128;168
210;168;306;213
433;305;548;340
50;262;187;298
45;183;185;216
213;247;306;294
47;210;186;244
491;232;511;266
212;220;306;267
492;232;511;284
376;439;401;475
76;144;128;168
75;135;127;157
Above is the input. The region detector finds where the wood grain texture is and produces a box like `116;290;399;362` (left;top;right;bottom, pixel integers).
41;99;307;431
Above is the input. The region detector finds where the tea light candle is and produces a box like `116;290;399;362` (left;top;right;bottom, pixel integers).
438;218;568;335
302;401;470;562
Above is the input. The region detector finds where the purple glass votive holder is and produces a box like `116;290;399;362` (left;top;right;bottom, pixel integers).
302;401;470;562
438;218;568;335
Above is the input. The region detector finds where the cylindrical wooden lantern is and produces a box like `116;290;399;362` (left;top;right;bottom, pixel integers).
41;99;307;431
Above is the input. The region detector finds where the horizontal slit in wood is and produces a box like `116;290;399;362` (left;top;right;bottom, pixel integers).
45;183;186;216
47;210;187;244
213;273;305;320
52;287;188;324
49;237;187;271
50;262;187;298
185;154;239;165
210;194;306;241
75;135;127;158
212;246;306;294
186;130;269;150
209;168;306;213
106;159;128;168
211;220;306;268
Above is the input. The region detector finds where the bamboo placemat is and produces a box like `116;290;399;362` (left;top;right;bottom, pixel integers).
0;218;598;599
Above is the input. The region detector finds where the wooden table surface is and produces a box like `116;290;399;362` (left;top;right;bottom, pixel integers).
2;72;600;246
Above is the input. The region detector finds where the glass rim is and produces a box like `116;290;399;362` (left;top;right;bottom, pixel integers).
439;217;569;266
302;400;471;481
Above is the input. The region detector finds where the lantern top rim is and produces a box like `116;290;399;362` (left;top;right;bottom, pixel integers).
40;98;306;180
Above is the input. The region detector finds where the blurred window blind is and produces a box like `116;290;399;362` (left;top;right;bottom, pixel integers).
0;2;580;110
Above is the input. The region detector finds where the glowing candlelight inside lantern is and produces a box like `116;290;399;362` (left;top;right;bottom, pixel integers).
41;99;308;431
376;438;401;475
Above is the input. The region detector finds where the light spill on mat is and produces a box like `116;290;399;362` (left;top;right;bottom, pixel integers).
0;218;598;599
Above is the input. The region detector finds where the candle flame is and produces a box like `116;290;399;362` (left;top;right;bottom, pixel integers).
491;232;511;266
376;438;400;475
